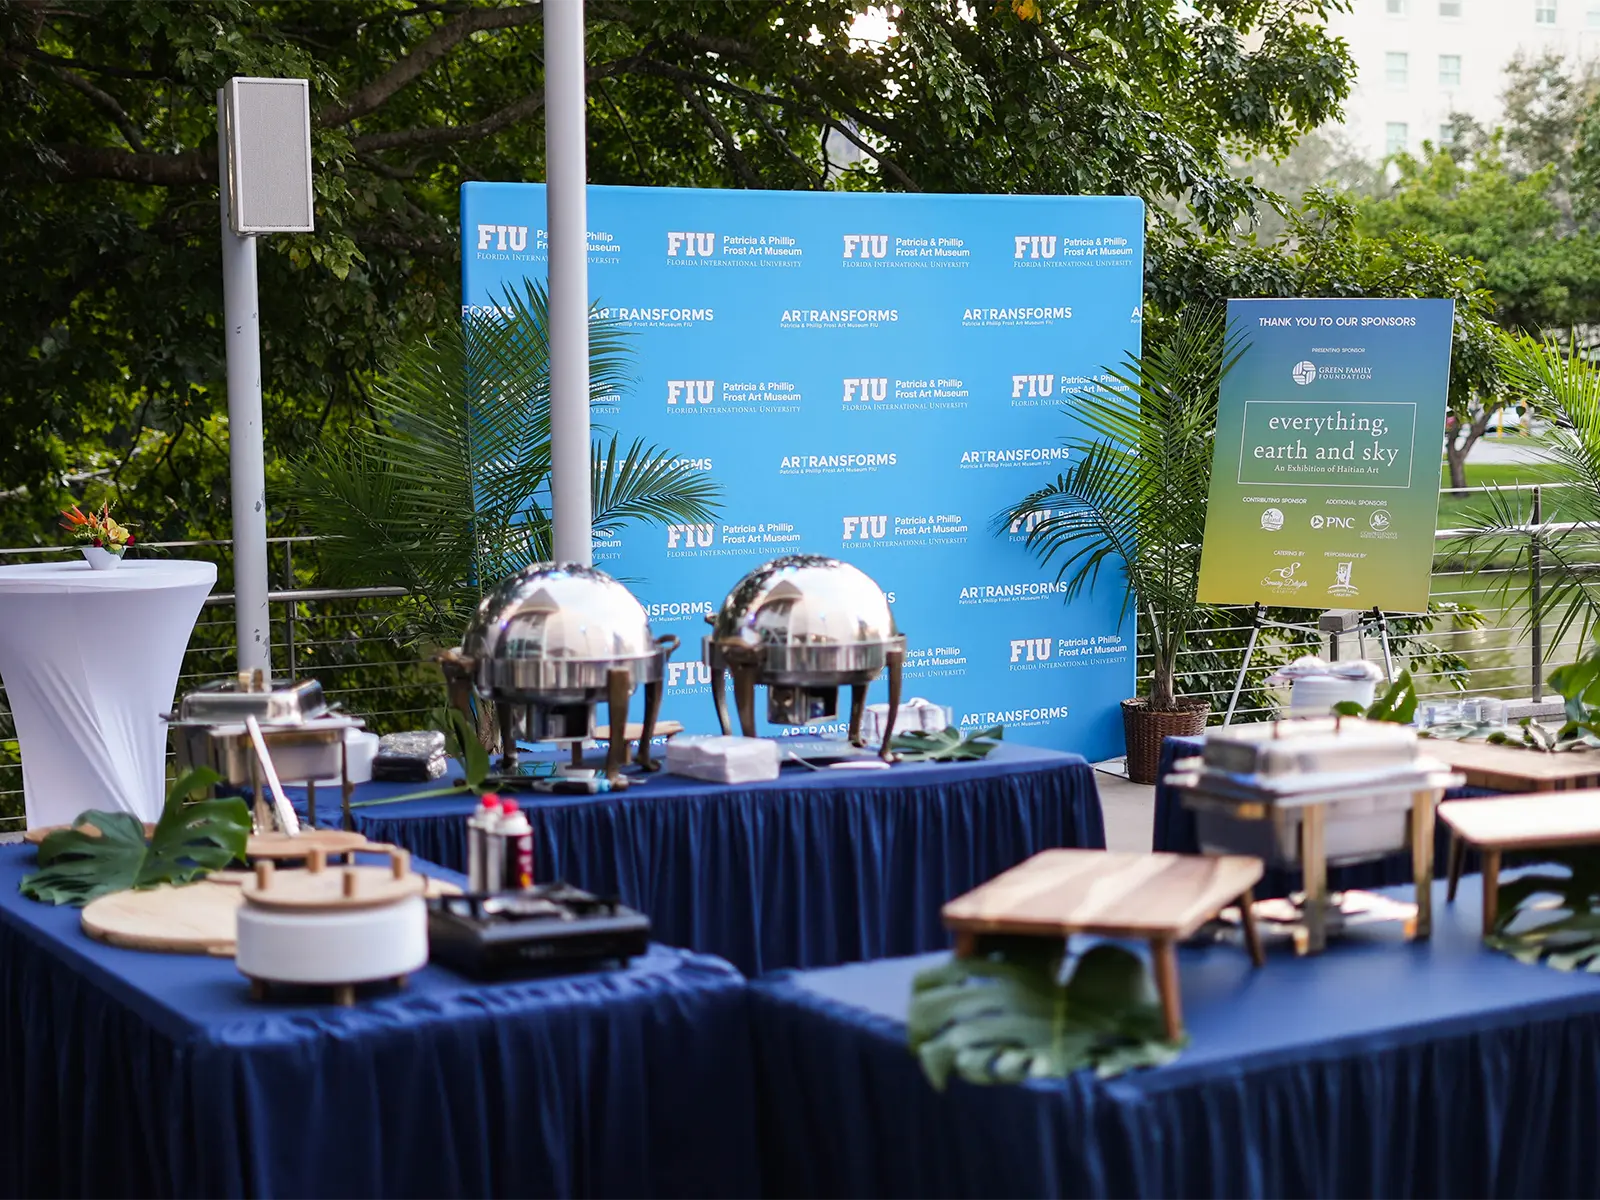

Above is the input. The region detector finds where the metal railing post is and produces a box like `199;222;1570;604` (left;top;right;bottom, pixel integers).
1531;485;1543;702
284;539;297;682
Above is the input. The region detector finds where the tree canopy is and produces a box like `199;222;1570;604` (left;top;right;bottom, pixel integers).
0;0;1356;547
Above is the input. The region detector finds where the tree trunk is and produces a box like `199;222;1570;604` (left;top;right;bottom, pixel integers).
1445;439;1469;494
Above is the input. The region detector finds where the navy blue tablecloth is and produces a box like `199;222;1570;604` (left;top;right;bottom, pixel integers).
750;874;1600;1198
1153;734;1495;899
0;845;759;1199
296;743;1104;977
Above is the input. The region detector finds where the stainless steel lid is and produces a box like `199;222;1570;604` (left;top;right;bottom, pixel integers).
460;563;667;699
173;675;327;726
703;554;904;682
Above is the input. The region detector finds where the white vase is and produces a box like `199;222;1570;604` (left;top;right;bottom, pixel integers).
80;546;124;571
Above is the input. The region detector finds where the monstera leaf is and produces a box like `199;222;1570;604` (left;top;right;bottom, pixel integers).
908;937;1181;1090
890;725;1003;762
20;767;249;906
1486;848;1600;970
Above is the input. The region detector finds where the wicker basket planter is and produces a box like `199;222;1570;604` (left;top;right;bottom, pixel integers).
1122;698;1209;785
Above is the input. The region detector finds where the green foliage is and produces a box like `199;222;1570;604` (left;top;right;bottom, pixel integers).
1000;307;1240;710
1479;629;1600;751
1451;331;1600;649
889;725;1002;762
1331;670;1419;724
19;767;249;906
1485;848;1600;970
286;282;721;649
908;939;1180;1090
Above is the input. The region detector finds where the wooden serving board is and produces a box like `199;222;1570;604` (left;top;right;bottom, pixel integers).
82;881;242;955
247;830;370;860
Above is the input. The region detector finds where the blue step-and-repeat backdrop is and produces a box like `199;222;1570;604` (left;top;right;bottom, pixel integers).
461;184;1143;761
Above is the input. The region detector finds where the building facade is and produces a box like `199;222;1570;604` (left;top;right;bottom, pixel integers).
1327;0;1598;160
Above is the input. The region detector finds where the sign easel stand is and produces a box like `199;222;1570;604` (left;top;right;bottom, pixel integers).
1222;604;1398;725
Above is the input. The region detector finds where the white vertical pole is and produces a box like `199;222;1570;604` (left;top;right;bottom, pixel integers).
217;91;272;675
544;0;594;566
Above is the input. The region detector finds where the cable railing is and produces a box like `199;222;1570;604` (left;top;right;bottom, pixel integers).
0;485;1586;821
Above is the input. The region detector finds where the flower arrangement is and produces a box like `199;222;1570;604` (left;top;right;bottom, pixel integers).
60;501;136;569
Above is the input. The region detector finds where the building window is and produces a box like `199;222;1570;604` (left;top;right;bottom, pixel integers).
1439;54;1462;86
1536;0;1557;21
1387;0;1407;11
1387;122;1409;155
1439;122;1457;147
1439;0;1462;15
1589;3;1600;25
1387;52;1409;86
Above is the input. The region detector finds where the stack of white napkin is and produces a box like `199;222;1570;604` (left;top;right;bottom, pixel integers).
665;735;782;783
860;697;952;744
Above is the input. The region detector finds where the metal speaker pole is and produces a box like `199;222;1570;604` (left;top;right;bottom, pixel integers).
216;77;314;675
544;0;594;566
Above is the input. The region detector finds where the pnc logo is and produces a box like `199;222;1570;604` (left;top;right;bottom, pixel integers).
842;378;888;403
842;234;888;259
1310;515;1355;530
842;515;889;541
667;662;713;688
1011;373;1055;399
667;232;716;257
476;224;529;251
1008;509;1052;535
1013;235;1057;260
1292;361;1317;385
667;380;714;405
666;523;714;549
1009;637;1054;663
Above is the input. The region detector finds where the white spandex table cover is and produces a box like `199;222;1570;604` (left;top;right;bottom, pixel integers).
0;560;216;828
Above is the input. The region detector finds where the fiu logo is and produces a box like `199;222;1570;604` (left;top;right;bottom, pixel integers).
476;224;529;251
665;523;714;549
842;515;888;541
842;234;888;259
667;661;713;688
1013;235;1057;260
1011;374;1055;399
842;378;888;403
1009;637;1054;663
1008;509;1052;535
667;380;714;405
667;232;716;257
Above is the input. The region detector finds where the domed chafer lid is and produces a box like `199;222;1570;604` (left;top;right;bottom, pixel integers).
707;555;899;653
462;563;659;668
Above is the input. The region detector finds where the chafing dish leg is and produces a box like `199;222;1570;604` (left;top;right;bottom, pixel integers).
635;680;664;772
306;781;317;829
847;684;868;747
711;666;733;735
340;736;354;832
1411;789;1435;940
1239;887;1265;967
732;665;759;738
1300;804;1328;954
877;647;905;761
496;702;519;771
605;669;630;785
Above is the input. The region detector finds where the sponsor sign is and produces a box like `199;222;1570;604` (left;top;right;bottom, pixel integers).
1196;298;1454;612
461;183;1143;758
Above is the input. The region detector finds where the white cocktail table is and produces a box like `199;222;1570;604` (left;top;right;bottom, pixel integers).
0;560;216;827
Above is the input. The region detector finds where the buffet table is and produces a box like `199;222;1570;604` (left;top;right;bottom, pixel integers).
0;845;759;1198
0;559;215;827
1153;734;1493;898
750;875;1600;1199
296;743;1104;977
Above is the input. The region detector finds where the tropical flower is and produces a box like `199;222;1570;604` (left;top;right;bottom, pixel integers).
59;500;135;551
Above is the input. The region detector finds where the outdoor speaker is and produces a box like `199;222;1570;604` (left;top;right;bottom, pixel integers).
222;77;314;235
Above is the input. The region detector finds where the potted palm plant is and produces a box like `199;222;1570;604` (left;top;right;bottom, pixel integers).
288;282;721;741
1001;307;1238;783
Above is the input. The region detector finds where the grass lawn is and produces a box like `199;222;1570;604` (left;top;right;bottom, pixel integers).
1435;458;1573;529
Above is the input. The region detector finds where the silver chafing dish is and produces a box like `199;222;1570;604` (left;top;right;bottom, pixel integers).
1165;716;1462;954
443;563;677;784
165;671;366;832
702;555;906;759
